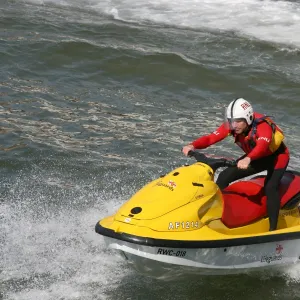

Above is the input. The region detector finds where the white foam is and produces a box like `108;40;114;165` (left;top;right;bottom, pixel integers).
1;175;130;299
23;0;300;48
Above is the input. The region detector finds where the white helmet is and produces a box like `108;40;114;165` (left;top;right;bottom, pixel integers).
226;98;254;125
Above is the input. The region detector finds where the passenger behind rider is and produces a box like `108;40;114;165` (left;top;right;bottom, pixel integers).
182;98;290;231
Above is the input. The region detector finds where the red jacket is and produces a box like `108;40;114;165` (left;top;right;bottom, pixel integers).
191;112;289;161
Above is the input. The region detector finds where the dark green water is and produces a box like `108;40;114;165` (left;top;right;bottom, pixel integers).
1;1;300;299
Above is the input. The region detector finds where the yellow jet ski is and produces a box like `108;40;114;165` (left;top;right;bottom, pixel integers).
95;151;300;278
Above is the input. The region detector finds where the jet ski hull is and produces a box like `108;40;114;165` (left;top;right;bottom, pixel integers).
103;234;300;278
96;217;300;278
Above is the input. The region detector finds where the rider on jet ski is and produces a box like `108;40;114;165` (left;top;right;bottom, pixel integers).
182;98;290;231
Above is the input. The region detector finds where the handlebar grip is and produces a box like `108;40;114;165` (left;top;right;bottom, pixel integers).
225;160;237;167
187;150;195;157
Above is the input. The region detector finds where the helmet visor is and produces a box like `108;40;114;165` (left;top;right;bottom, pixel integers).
225;106;246;129
228;118;246;124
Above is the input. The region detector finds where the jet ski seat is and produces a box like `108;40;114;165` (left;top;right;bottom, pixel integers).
221;171;300;228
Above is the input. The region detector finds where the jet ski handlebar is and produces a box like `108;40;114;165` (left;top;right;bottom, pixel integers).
187;150;237;171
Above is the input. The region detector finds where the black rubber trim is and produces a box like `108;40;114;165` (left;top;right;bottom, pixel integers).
95;222;300;249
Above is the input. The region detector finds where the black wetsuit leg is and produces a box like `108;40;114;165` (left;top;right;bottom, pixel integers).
264;168;287;231
216;157;268;190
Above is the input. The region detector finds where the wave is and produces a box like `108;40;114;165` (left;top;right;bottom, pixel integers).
21;0;300;48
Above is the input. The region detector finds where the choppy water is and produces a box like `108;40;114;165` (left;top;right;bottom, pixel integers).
1;1;300;299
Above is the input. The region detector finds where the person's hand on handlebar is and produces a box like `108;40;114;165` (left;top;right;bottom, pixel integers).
182;145;195;156
237;157;251;169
